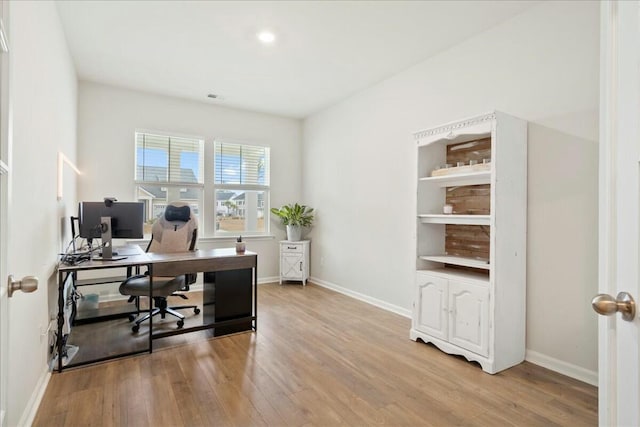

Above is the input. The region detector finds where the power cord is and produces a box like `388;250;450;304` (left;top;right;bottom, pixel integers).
59;238;106;266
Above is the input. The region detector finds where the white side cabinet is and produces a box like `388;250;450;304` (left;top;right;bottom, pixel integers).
279;240;310;285
411;111;527;374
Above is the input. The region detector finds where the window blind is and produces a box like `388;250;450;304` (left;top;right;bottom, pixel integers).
214;141;270;186
135;132;203;184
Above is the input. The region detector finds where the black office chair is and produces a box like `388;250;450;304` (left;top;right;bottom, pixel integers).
119;202;200;332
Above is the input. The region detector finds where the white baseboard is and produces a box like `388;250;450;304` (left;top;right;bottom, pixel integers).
309;276;412;318
310;276;596;386
525;349;597;386
258;276;279;285
20;365;51;427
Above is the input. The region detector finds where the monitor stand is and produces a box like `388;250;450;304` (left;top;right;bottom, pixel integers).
95;216;126;261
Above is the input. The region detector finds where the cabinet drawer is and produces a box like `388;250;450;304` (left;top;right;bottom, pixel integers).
281;243;303;253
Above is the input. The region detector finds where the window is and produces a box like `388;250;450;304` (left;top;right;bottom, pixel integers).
135;132;204;235
135;132;270;237
213;140;270;236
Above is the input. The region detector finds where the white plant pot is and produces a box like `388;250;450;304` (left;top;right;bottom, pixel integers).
286;225;302;242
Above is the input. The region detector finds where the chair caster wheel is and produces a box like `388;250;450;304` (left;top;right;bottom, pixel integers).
128;314;136;322
132;325;140;333
194;308;200;315
177;320;184;329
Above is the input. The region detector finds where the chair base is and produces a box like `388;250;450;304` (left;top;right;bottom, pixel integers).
131;296;200;332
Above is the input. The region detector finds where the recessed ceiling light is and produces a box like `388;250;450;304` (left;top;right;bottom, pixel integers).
257;30;276;44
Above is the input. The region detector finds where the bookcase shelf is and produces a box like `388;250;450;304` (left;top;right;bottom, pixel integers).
419;255;490;270
418;214;490;225
419;170;491;187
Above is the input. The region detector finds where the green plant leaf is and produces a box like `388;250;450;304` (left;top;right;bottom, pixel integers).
270;203;314;227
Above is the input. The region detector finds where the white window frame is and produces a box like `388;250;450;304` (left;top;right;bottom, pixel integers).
208;138;270;237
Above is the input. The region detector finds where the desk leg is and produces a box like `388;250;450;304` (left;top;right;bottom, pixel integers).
148;265;153;353
254;262;258;332
56;271;66;373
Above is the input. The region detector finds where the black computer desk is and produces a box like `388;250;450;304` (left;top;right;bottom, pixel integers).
56;246;257;372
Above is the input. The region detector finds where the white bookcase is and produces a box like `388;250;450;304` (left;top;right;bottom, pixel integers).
410;111;527;374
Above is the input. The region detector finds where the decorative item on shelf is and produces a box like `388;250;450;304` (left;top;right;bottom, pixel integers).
430;161;491;177
235;235;246;253
270;203;314;242
432;164;448;175
443;204;453;214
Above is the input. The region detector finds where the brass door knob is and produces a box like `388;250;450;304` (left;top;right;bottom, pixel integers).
7;274;39;298
592;292;636;321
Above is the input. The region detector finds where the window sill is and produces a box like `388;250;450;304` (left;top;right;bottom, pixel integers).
125;235;277;244
199;235;277;243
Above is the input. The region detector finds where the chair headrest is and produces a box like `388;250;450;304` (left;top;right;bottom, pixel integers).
165;204;191;222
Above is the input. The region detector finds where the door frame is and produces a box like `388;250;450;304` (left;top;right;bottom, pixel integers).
598;1;640;425
0;0;10;424
597;3;616;420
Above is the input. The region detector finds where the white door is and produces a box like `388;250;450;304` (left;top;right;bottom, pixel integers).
0;1;9;424
596;1;640;425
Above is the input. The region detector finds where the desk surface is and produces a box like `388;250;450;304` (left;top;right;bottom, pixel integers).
59;246;257;272
150;248;257;276
147;247;256;262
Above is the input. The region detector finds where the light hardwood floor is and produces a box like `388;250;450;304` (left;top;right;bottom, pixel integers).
34;283;597;426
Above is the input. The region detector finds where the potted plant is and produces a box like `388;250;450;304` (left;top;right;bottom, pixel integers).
235;235;245;253
270;203;314;241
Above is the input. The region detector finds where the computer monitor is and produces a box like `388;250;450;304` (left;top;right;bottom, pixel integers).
78;201;144;259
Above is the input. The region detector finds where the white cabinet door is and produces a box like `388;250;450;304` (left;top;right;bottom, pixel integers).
281;252;303;280
448;280;489;357
414;273;448;340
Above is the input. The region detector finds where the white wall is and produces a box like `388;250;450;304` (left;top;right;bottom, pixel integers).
77;82;303;279
303;0;599;381
8;1;78;425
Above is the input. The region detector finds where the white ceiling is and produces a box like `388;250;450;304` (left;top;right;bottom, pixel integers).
56;1;538;119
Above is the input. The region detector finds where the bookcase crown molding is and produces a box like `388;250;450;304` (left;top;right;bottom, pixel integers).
413;111;496;141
